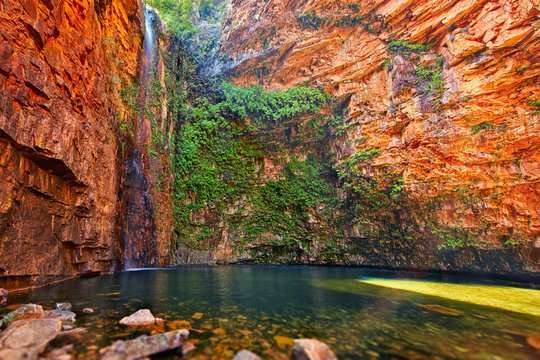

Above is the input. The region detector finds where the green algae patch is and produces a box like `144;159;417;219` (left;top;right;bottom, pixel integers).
359;278;540;316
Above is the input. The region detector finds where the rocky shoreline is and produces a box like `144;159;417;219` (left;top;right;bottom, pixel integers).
0;291;337;360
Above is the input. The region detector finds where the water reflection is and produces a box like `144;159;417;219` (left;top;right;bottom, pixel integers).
4;266;540;359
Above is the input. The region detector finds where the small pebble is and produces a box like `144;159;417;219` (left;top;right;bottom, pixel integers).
83;308;94;314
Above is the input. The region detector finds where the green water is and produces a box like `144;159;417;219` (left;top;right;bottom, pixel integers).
3;266;540;359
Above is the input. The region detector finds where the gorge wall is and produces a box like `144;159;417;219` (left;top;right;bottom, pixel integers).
169;0;540;277
0;0;539;289
0;0;150;289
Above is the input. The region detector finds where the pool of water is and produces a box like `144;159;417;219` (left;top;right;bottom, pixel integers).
3;265;540;359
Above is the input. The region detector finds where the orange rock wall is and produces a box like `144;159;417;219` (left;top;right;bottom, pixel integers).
0;0;144;289
220;0;540;272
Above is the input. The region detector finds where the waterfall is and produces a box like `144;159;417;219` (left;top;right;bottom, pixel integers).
143;7;155;63
122;6;159;270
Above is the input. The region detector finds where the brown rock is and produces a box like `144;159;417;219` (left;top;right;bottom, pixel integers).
0;318;62;354
100;329;190;360
119;309;160;326
290;339;337;360
526;336;540;352
9;304;44;321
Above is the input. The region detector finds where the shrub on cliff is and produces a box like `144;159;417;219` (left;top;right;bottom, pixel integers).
387;40;429;56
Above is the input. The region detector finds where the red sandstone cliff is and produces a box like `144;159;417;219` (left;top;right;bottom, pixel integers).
211;0;540;272
0;0;144;289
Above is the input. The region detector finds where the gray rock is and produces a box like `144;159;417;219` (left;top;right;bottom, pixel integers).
55;303;72;311
233;349;262;360
100;329;190;360
290;339;337;360
44;310;76;325
0;318;62;354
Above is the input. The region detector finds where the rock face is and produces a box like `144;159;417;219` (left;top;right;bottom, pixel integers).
0;0;143;289
0;0;175;289
177;0;539;276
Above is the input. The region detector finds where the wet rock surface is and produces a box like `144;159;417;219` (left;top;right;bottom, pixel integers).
44;310;75;325
99;329;190;360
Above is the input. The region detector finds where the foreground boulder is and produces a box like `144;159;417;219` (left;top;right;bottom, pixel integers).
290;339;337;360
0;318;62;357
233;349;262;360
119;309;162;326
100;329;191;360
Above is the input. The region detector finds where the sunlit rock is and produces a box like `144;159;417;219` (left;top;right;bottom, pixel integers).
119;309;163;326
290;339;337;360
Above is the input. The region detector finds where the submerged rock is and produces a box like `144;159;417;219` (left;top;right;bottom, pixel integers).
526;336;540;352
58;327;87;337
42;344;74;360
100;329;190;360
0;318;62;355
119;309;162;326
418;304;463;316
55;303;72;311
233;349;262;360
0;288;8;305
44;310;76;325
290;339;337;360
82;308;94;314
